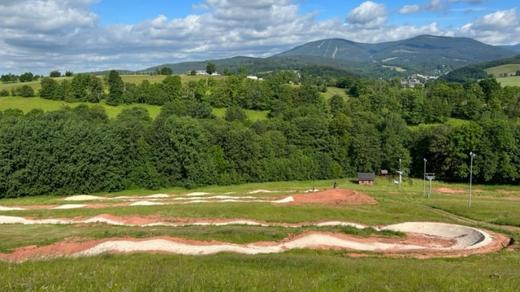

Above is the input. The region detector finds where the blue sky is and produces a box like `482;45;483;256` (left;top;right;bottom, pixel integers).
92;0;515;28
0;0;519;73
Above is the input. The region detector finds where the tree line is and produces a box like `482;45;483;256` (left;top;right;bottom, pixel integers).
1;71;520;197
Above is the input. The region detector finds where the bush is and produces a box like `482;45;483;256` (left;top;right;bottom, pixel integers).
12;85;35;97
225;106;248;122
0;89;9;97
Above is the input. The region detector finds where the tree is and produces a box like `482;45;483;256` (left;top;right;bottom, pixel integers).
161;75;182;102
39;78;60;99
1;74;18;83
516;70;520;77
19;72;34;82
50;71;61;78
106;70;124;105
160;67;173;75
206;63;216;75
225;106;248;123
190;70;197;76
12;85;35;97
65;71;74;77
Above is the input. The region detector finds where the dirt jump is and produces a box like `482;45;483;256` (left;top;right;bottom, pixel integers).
0;189;377;211
0;216;509;262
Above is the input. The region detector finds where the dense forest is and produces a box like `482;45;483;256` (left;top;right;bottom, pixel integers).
1;70;520;198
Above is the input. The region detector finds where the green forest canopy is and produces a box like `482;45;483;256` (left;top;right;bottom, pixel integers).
1;70;520;198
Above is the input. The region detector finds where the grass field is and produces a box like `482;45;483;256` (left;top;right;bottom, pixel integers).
0;74;227;94
407;117;470;131
321;86;350;100
497;76;520;87
486;64;520;77
0;75;227;92
0;96;162;119
1;178;519;290
212;107;269;121
0;96;269;121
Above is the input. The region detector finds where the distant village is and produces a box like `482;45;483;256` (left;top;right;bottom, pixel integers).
400;73;439;88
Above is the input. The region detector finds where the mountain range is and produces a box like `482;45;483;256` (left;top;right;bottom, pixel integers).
141;35;519;77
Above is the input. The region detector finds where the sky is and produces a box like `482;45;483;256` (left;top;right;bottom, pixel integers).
0;0;519;74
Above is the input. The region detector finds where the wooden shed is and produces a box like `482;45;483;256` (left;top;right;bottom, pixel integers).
357;172;376;185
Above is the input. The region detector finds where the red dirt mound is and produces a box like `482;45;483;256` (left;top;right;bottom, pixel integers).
291;189;376;205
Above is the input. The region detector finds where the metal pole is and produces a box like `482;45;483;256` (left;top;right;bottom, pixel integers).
429;178;432;198
423;158;427;197
469;152;475;208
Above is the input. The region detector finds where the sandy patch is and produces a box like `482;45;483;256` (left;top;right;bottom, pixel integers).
0;206;25;211
185;192;211;197
130;201;164;207
145;194;170;199
64;195;106;201
291;189;376;205
248;189;278;194
53;204;86;210
272;196;294;204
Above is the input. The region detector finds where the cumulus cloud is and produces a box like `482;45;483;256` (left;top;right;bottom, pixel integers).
347;1;388;28
460;9;520;44
0;0;517;73
399;0;483;14
400;5;421;14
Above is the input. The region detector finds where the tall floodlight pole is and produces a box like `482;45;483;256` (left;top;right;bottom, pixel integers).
423;158;427;197
469;152;476;208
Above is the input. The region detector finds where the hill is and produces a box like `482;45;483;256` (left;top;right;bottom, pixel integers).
278;35;516;74
143;35;517;77
443;55;520;83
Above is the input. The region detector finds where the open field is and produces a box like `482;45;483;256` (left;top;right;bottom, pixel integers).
0;74;227;94
0;178;519;290
212;107;269;121
407;117;470;131
0;96;269;121
497;76;520;87
486;64;520;77
0;96;162;119
321;86;350;100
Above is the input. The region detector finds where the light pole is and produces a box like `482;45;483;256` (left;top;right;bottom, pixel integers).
423;158;427;197
469;152;476;208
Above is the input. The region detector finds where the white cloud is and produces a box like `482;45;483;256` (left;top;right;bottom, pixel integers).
347;1;388;28
400;5;421;14
0;0;517;74
459;9;520;44
399;0;483;14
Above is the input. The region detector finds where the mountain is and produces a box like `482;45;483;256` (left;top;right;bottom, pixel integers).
143;35;518;77
501;44;520;53
278;35;517;74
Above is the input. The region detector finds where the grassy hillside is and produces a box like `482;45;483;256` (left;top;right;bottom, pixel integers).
0;96;162;119
486;64;520;77
0;75;227;94
497;76;520;87
0;96;271;121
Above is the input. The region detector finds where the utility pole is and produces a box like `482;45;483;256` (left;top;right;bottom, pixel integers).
423;158;427;197
469;152;476;208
